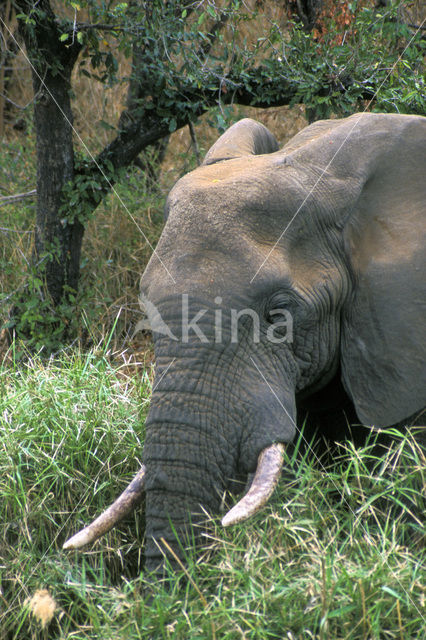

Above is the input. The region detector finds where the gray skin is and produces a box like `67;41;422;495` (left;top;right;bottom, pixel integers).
140;114;426;573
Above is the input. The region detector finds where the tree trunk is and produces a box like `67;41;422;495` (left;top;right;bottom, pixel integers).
32;64;83;304
285;0;323;31
15;0;82;307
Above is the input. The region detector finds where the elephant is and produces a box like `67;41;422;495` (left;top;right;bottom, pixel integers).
64;112;426;575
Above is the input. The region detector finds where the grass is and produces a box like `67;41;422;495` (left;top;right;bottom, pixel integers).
0;22;424;636
0;28;305;357
0;125;166;351
0;102;305;358
0;349;424;639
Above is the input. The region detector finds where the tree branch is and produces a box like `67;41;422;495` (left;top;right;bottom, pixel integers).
75;62;375;215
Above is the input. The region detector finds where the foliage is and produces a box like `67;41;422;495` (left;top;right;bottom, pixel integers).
278;1;425;120
0;133;164;355
3;0;425;352
5;258;80;356
60;154;122;226
0;352;424;638
12;0;424;157
62;0;426;125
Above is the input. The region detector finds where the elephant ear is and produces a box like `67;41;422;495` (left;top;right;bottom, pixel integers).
341;115;426;427
203;118;279;165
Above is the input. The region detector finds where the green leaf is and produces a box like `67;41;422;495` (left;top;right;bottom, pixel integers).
326;604;357;618
60;33;69;42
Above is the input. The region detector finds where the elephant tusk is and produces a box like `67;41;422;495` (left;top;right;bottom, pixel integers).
221;443;285;527
63;465;146;550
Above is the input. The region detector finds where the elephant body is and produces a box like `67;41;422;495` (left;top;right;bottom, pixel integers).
65;113;426;574
139;113;425;571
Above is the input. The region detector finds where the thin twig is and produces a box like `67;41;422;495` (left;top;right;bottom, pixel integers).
0;92;36;109
0;189;36;205
188;121;201;166
0;226;33;233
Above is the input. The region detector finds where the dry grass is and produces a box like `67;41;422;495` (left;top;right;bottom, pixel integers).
1;6;424;639
1;2;310;359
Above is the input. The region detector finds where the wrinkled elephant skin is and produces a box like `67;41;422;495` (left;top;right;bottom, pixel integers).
64;114;426;574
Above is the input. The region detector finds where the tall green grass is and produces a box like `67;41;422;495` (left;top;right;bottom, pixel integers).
0;350;424;639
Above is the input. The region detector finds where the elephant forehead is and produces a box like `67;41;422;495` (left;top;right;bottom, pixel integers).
166;155;300;224
181;153;278;184
142;230;290;302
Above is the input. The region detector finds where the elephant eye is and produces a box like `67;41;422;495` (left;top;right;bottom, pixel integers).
264;291;297;328
266;308;284;324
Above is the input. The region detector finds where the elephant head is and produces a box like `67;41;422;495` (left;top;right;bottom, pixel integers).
64;114;426;574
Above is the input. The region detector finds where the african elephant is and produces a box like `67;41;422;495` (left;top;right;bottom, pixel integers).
64;113;426;574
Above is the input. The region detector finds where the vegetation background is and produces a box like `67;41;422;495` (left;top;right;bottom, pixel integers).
0;0;425;638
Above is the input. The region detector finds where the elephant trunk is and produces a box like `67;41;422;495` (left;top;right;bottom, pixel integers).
143;488;208;574
143;443;287;574
63;332;295;570
142;411;235;574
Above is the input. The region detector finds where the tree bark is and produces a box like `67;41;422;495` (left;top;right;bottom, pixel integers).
16;0;82;305
9;0;380;347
